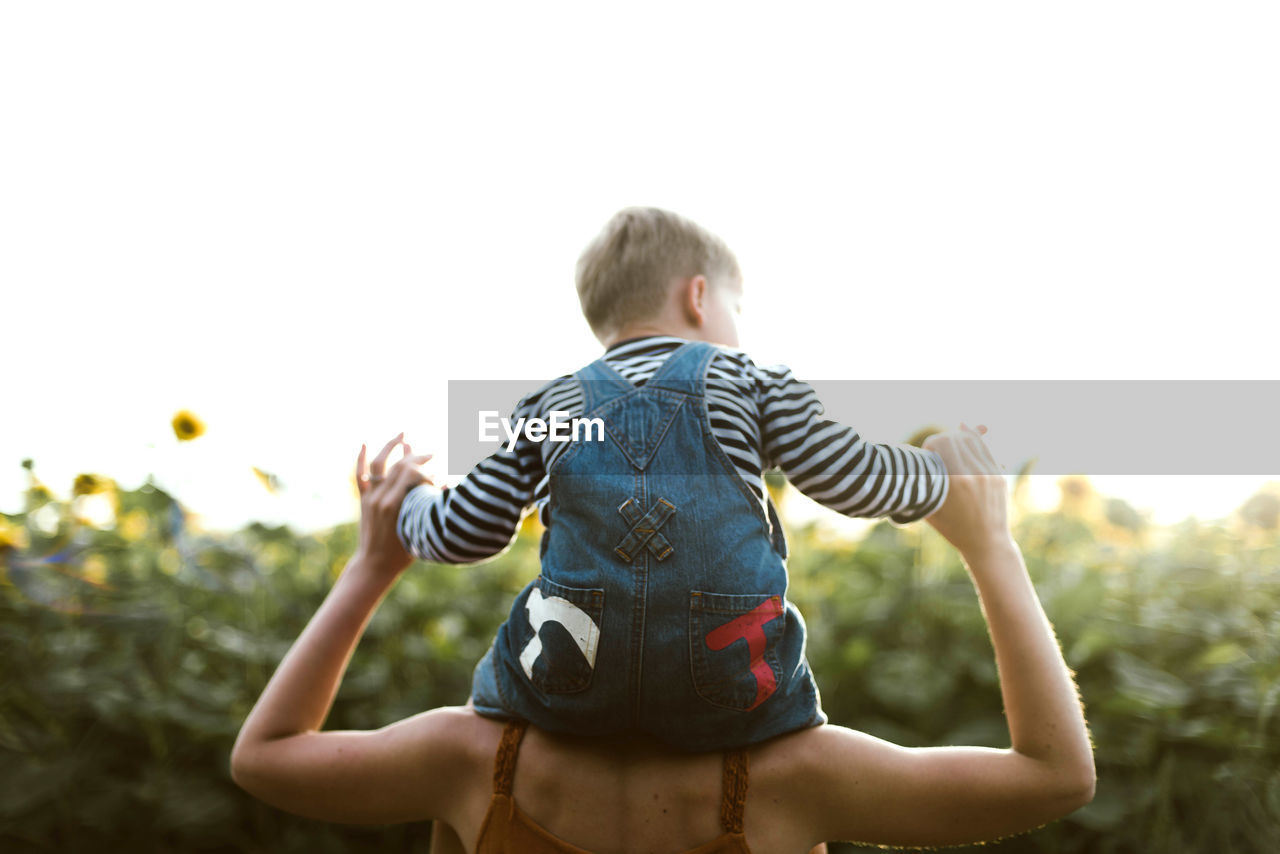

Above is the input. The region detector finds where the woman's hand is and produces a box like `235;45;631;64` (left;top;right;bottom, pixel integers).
354;432;436;580
922;423;1013;563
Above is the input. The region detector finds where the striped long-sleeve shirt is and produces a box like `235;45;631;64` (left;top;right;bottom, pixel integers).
397;335;949;565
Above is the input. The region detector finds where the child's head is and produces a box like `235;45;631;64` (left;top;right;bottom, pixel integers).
575;207;744;349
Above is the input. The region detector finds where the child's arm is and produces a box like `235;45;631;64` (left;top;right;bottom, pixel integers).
757;364;948;524
396;392;542;565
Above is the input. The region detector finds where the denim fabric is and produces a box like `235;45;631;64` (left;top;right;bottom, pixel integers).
471;339;826;751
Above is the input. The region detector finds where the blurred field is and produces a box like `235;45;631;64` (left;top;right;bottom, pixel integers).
1;469;1278;853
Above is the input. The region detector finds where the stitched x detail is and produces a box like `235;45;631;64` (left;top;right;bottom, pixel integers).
614;497;677;562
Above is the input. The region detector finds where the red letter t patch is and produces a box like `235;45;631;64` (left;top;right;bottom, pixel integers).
704;596;784;712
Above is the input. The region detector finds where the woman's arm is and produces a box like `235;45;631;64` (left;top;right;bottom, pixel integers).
230;435;482;825
797;424;1095;848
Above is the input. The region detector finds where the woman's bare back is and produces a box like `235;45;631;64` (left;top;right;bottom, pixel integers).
434;710;824;854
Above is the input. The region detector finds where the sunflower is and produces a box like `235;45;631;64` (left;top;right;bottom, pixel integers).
172;410;206;441
0;517;28;552
1056;475;1100;520
72;473;112;497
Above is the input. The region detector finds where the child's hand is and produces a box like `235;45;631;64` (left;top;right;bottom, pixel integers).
354;432;436;578
922;423;1013;561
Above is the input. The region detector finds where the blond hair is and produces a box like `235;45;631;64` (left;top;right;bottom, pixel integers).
575;207;741;339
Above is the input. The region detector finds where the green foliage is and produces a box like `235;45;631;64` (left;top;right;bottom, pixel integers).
2;477;1278;852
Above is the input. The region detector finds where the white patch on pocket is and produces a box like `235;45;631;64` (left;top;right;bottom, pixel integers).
519;586;602;680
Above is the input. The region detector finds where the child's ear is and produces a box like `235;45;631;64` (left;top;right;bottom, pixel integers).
681;274;708;325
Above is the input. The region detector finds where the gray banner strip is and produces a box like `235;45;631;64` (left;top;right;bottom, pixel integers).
447;379;1280;476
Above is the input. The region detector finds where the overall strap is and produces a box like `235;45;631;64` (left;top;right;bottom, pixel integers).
719;748;750;835
574;355;638;414
643;340;718;398
492;719;530;796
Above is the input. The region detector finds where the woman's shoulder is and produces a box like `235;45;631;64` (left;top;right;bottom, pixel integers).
749;724;840;789
425;709;860;780
752;722;905;790
398;705;509;777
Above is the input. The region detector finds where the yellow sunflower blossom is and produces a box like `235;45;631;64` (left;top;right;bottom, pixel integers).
172;410;206;441
73;473;113;497
0;517;29;552
1056;475;1100;521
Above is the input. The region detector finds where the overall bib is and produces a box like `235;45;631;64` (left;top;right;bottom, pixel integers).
471;340;825;751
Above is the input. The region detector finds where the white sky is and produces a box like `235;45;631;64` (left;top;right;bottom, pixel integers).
2;2;1277;535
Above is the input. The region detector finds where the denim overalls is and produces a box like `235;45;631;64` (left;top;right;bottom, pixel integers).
470;339;826;751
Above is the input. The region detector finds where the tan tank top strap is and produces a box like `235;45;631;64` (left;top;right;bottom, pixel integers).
719;748;750;835
492;719;530;796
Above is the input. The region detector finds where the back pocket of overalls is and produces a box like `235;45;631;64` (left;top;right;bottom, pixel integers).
518;575;605;695
689;591;785;712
